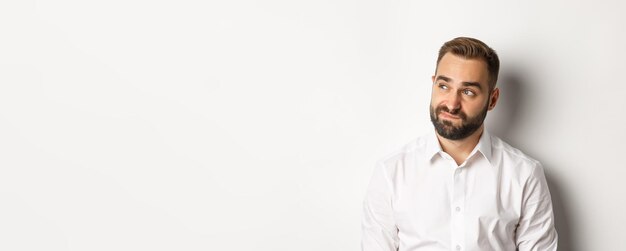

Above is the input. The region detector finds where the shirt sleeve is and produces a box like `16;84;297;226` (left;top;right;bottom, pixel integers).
361;162;399;251
515;162;558;251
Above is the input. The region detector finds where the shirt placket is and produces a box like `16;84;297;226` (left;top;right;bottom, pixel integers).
451;164;466;251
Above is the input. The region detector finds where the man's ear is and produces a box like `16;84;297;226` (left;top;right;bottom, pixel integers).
431;75;435;83
488;87;500;110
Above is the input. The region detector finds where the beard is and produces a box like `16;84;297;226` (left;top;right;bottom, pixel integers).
429;102;489;140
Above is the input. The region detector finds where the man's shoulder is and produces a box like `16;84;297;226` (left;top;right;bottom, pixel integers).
490;135;543;171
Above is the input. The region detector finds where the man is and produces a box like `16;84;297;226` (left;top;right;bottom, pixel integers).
361;37;558;251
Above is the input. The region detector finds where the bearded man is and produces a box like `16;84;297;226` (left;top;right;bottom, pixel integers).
361;37;558;251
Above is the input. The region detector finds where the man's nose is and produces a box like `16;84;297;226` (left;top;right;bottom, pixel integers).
446;93;461;112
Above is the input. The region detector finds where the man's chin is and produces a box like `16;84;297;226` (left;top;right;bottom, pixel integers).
439;119;463;127
439;129;460;137
435;125;459;135
437;130;468;140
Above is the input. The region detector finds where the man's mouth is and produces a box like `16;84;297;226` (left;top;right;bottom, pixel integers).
439;111;461;119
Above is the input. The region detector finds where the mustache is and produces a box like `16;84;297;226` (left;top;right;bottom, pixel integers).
436;105;467;120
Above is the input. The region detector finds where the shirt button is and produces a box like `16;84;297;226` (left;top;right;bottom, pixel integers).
455;206;461;212
456;245;462;250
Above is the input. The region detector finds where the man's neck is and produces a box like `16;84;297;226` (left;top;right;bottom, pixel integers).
436;126;484;166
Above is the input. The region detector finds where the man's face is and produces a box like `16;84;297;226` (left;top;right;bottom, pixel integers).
430;53;498;140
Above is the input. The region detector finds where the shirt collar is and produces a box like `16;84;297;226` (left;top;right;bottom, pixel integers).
425;130;443;160
475;129;492;163
426;129;493;164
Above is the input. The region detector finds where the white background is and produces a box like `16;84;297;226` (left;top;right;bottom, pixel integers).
1;0;625;250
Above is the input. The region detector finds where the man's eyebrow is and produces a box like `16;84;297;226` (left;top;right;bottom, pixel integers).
462;81;483;90
435;75;452;82
436;75;484;90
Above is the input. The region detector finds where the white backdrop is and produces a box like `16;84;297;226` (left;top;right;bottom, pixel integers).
1;0;625;250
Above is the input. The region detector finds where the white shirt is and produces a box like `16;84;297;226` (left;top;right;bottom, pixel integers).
362;130;558;251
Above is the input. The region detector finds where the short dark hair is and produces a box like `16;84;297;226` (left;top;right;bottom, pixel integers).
436;37;500;90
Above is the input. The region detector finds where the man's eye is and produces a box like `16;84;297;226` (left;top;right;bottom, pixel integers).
462;89;476;96
438;84;448;90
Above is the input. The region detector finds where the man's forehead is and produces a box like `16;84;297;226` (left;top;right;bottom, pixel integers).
435;53;490;87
